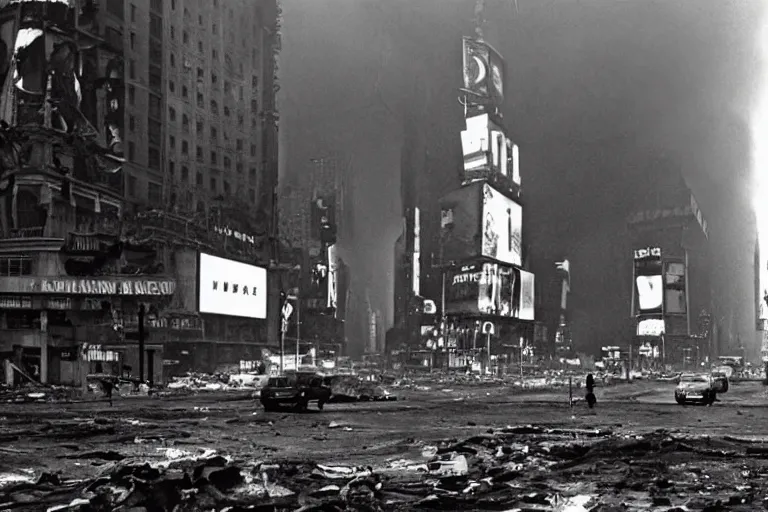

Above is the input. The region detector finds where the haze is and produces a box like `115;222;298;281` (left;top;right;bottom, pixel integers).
279;0;767;357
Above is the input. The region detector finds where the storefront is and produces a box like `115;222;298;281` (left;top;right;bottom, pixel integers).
0;275;176;386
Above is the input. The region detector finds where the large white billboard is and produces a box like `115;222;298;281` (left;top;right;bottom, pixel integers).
327;244;338;310
481;184;522;266
198;253;267;319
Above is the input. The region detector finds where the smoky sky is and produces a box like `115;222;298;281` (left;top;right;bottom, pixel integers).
279;0;767;356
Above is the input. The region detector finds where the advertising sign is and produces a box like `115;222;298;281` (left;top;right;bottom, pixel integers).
460;113;520;190
637;318;665;336
482;184;522;266
634;249;663;315
198;252;267;319
664;261;686;314
445;262;533;319
440;182;522;267
327;244;338;310
462;37;505;103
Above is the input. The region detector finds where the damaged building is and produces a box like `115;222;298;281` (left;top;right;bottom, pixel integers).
0;0;282;386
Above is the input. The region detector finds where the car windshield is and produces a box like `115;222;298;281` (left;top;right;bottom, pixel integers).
680;374;709;383
268;377;291;387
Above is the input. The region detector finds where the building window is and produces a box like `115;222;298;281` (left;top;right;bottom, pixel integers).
129;115;135;131
129;59;135;79
181;165;189;181
169;107;176;121
197;92;203;108
0;256;32;277
128;175;137;196
223;156;231;169
196;145;203;161
250;99;258;113
236;139;243;151
210;100;218;114
128;85;135;105
148;182;162;204
250;144;257;157
168;160;175;177
198;40;203;53
182;31;189;44
170;26;175;39
181;140;189;154
236;162;243;174
224;81;230;94
238;113;244;127
211;73;218;85
148;119;161;145
148;147;161;170
196;120;203;134
223;181;230;194
171;0;175;9
197;67;204;80
128;141;135;161
223;106;230;117
212;49;218;61
130;32;136;50
198;14;203;25
169;80;175;93
210;151;217;165
249;167;256;177
212;23;217;34
210;127;217;139
130;3;136;22
170;53;175;67
249;188;255;201
196;172;203;185
169;135;175;149
210;177;217;191
149;65;161;89
182;85;188;98
182;114;189;132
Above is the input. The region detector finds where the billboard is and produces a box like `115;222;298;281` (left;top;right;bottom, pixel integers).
462;37;505;103
445;261;533;320
441;182;522;266
327;244;338;310
637;318;665;336
305;247;329;311
664;261;686;314
634;247;663;315
758;236;768;329
460;113;520;190
198;253;267;319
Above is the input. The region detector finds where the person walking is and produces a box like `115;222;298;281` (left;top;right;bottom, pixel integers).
585;373;597;409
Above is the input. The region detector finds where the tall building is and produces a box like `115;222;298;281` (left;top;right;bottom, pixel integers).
627;169;710;366
0;0;281;386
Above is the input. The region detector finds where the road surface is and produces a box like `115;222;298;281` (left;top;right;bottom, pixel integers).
1;379;766;510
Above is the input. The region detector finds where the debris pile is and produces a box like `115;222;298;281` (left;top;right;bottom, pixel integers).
165;373;268;394
6;427;768;511
326;375;397;402
0;385;78;404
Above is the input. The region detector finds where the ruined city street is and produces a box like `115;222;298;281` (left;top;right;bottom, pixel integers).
2;380;768;511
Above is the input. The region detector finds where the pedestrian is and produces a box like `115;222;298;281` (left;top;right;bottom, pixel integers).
585;373;596;409
102;378;114;407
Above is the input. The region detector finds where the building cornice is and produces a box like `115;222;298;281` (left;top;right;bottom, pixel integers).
0;237;64;254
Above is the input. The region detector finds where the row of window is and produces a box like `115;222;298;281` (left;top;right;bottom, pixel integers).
167;94;256;121
167;162;257;201
126;175;162;204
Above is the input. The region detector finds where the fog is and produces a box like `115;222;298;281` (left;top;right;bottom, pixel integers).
279;0;767;356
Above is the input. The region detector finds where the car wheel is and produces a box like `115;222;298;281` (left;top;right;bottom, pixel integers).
294;399;308;412
675;394;685;405
317;400;325;411
708;391;717;405
722;381;729;393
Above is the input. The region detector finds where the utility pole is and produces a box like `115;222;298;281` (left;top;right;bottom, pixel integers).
138;304;145;383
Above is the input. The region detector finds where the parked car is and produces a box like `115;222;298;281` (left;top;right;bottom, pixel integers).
259;372;332;412
675;373;718;405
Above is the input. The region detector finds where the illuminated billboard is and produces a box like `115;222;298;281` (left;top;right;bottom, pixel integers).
637;318;665;336
460;113;520;190
634;247;663;315
441;182;522;267
445;262;533;320
198;253;267;319
327;244;338;310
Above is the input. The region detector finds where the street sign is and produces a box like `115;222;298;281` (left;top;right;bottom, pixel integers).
482;321;495;335
281;301;294;320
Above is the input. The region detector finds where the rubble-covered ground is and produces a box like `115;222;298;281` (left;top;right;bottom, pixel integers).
1;380;767;511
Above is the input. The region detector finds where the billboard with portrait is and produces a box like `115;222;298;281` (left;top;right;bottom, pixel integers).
198;253;267;319
634;247;663;315
444;261;533;320
440;182;522;267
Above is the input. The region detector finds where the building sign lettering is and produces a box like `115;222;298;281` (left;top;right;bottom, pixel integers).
214;225;256;245
46;297;72;310
634;247;661;260
40;279;176;296
0;296;32;309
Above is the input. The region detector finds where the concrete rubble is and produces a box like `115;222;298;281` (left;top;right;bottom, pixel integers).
1;426;765;511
